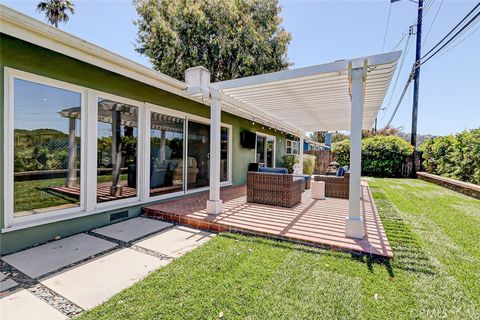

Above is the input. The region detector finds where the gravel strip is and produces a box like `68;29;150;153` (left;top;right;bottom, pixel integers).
28;284;83;317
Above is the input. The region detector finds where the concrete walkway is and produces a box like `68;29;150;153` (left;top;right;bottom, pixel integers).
0;217;215;319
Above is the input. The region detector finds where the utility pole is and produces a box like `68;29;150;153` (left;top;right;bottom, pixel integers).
410;0;423;176
392;0;423;176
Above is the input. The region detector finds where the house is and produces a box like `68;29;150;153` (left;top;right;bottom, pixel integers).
0;5;400;255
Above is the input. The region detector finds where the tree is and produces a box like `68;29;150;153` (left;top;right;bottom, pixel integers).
134;0;291;81
37;0;75;28
310;131;350;144
310;131;326;143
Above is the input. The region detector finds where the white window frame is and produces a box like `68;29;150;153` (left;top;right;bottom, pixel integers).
2;69;233;232
255;132;276;167
3;67;88;228
286;139;300;155
146;103;233;201
92;91;145;211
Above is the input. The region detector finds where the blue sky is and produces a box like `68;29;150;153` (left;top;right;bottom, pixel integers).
3;0;479;135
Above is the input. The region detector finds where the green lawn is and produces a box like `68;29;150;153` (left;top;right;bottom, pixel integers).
79;178;480;320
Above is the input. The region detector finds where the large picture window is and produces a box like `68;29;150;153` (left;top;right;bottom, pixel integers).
5;69;233;228
97;98;138;203
12;78;82;217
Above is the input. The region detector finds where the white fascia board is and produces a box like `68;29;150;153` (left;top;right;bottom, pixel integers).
0;5;190;97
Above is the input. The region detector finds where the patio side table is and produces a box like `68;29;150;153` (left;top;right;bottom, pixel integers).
311;181;326;200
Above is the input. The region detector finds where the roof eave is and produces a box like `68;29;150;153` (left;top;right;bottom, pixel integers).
0;4;190;97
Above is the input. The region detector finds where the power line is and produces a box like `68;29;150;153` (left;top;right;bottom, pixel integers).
420;2;480;62
384;1;480;128
432;25;480;60
382;34;413;120
420;9;480;66
385;70;414;128
423;0;444;44
387;0;433;53
391;32;407;51
382;3;393;52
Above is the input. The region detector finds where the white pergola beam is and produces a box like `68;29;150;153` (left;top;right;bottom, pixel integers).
212;51;400;91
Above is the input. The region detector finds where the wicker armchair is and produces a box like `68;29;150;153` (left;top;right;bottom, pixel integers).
247;172;302;207
313;172;350;199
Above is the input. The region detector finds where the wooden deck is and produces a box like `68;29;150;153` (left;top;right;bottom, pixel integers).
144;183;393;258
50;183;137;203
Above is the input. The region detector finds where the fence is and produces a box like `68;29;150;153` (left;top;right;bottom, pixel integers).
305;150;422;177
305;150;334;174
400;151;423;177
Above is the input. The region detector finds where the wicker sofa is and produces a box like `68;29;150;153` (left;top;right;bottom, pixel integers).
247;171;303;207
313;172;350;199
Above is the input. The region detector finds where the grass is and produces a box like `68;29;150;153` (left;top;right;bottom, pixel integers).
13;174;127;212
78;178;480;320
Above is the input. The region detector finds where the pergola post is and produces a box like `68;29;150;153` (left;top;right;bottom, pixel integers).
66;117;77;188
159;129;166;161
299;136;304;174
206;88;222;214
345;64;366;239
111;107;123;197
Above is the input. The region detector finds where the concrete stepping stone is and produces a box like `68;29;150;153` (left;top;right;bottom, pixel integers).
1;233;116;279
0;278;18;292
41;248;168;309
135;226;215;258
92;217;172;242
0;289;66;320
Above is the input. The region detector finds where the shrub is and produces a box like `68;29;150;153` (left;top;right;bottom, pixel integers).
281;154;316;175
333;136;414;177
303;155;316;175
420;128;480;184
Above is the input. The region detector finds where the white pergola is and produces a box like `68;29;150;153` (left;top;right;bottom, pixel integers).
186;51;401;239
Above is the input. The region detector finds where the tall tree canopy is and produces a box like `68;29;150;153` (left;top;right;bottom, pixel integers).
36;0;75;28
134;0;291;82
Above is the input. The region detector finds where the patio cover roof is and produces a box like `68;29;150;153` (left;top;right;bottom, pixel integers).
207;51;401;134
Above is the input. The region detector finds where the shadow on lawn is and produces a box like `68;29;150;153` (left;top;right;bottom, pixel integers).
221;185;438;279
371;188;437;277
220;233;399;277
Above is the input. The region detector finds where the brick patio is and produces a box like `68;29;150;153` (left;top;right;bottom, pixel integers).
143;183;392;258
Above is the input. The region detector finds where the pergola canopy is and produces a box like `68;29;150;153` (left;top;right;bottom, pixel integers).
191;51;402;238
206;51;401;134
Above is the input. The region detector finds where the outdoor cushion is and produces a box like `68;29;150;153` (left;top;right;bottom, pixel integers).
336;166;346;177
293;174;311;181
258;167;288;174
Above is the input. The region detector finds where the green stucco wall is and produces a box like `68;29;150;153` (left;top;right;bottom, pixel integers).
0;34;291;254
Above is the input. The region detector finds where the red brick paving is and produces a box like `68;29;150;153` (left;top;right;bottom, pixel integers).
143;183;393;258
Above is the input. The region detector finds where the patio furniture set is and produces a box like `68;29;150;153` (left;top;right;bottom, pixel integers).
247;164;350;208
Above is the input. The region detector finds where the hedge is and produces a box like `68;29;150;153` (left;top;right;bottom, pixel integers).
333;136;414;177
420;128;480;184
282;154;316;175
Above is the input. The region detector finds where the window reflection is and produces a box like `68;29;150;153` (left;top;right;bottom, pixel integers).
13;79;82;217
97;98;138;203
150;112;184;196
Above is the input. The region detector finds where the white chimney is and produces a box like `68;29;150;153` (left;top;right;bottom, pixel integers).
185;66;211;88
